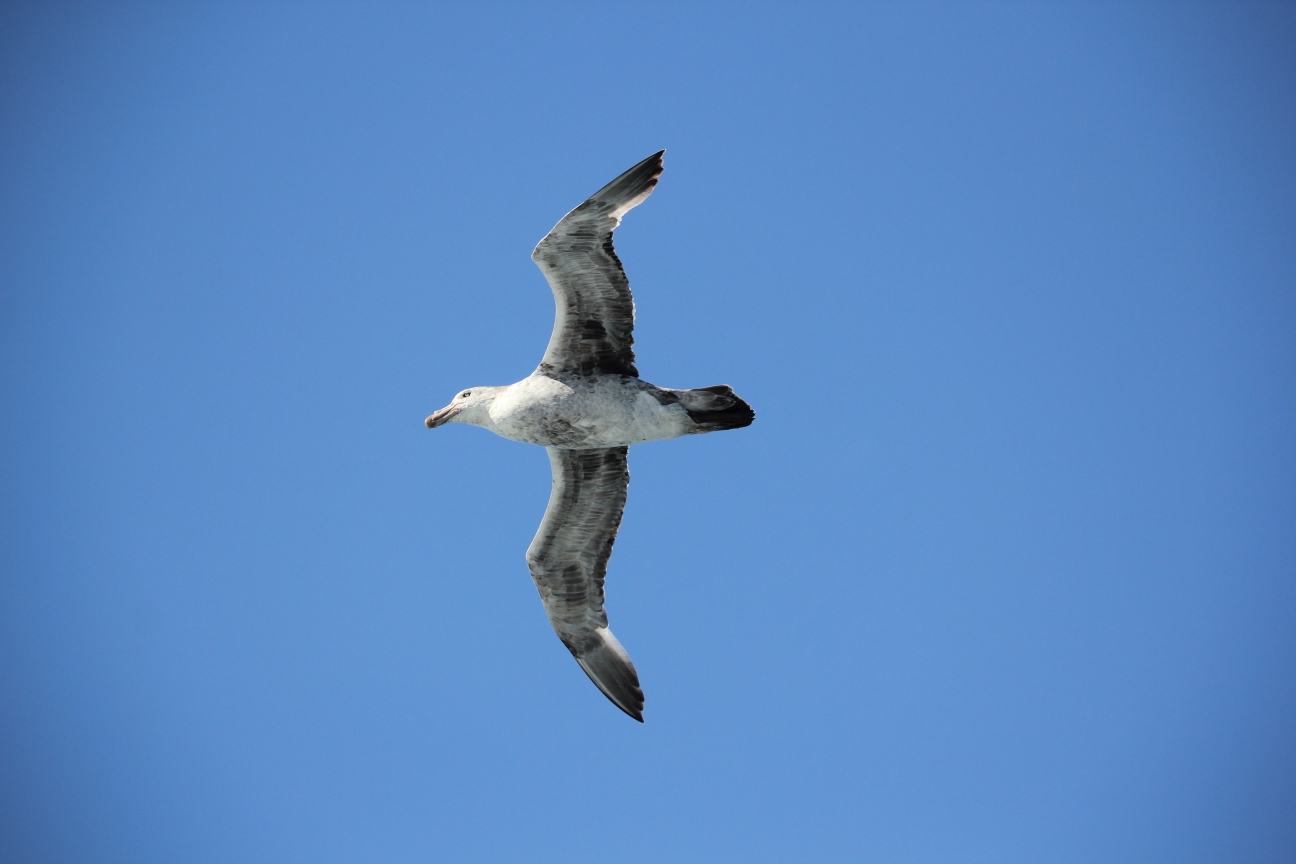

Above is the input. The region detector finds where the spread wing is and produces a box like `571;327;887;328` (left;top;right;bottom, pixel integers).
526;446;643;721
531;151;665;378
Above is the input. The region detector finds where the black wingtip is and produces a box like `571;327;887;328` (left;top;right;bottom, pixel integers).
572;630;646;722
590;150;666;207
602;686;645;723
580;658;645;722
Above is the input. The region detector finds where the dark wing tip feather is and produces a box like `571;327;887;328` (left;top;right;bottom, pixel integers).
578;663;645;722
573;631;645;722
589;150;666;211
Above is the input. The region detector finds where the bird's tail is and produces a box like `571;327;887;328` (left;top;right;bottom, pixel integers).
678;385;755;433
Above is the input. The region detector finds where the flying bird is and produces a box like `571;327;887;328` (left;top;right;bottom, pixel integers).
425;151;753;721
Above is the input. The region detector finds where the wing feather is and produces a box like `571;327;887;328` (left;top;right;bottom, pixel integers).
531;151;665;378
526;446;643;721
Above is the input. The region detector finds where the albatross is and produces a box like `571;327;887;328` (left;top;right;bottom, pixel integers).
425;151;753;721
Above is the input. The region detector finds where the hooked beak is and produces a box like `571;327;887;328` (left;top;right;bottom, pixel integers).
425;404;458;428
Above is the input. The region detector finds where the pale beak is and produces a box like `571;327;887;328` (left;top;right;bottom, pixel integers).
425;405;458;428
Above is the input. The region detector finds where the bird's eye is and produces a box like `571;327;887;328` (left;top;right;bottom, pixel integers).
461;391;471;399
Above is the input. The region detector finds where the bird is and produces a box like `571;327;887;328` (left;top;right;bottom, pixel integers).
424;151;753;721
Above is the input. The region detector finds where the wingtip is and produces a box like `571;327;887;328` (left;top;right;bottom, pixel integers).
610;694;646;723
607;693;644;723
579;657;646;722
635;149;666;168
591;150;666;213
644;149;665;174
572;628;646;722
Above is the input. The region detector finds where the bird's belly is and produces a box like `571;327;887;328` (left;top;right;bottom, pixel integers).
491;377;689;449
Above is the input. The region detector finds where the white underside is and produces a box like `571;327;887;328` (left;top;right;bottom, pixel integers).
487;373;691;449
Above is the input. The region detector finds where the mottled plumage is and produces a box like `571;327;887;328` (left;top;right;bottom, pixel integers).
425;151;753;721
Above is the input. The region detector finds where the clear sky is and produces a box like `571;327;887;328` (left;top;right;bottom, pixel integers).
1;3;1293;862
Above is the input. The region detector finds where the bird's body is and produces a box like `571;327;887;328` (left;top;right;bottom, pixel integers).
443;372;745;449
425;151;752;721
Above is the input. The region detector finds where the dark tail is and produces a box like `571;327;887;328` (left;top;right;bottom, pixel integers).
678;384;755;433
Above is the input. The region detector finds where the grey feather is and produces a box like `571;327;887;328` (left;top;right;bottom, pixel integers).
531;150;665;379
526;446;644;721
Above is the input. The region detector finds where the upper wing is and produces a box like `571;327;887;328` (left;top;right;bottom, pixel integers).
526;446;643;721
531;151;665;378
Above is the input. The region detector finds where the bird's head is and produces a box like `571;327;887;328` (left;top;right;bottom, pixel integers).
425;386;502;429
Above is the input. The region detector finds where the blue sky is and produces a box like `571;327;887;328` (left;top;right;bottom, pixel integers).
1;3;1293;862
